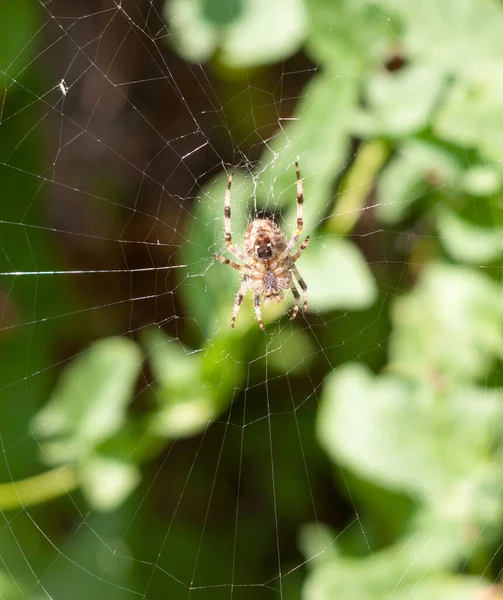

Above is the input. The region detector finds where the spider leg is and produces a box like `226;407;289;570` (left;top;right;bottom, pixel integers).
291;235;310;262
224;172;248;262
290;282;300;320
214;254;243;272
291;265;308;312
280;161;304;257
254;294;265;331
231;276;248;328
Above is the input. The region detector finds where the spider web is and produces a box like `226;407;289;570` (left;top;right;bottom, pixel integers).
1;1;503;599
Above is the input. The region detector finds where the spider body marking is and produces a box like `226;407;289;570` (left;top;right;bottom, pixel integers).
214;162;309;330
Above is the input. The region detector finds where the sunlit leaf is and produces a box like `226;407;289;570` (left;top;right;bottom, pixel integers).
32;338;143;463
461;165;502;196
437;206;503;264
318;363;503;504
372;0;503;73
303;542;488;600
354;66;443;137
305;0;395;73
143;328;218;438
376;141;460;223
166;0;230;63
435;65;503;163
392;578;490;600
221;0;307;67
166;0;306;67
302;508;487;598
301;236;377;312
298;522;340;569
266;328;316;373
318;364;503;542
80;455;140;512
390;264;503;381
145;327;203;392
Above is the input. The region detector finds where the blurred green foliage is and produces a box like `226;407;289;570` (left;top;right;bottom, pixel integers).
3;0;503;598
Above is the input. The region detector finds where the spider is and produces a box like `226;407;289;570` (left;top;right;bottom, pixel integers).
214;161;310;330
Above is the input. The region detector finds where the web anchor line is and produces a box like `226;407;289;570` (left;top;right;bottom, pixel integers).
0;265;187;276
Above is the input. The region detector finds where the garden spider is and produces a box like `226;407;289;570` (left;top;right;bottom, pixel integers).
214;162;309;330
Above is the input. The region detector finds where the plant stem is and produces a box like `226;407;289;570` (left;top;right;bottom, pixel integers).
0;466;78;511
329;139;390;235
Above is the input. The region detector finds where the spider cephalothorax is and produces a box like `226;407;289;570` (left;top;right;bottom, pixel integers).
243;219;285;261
214;162;309;330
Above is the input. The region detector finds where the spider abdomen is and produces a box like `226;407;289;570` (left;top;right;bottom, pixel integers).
248;268;291;304
262;270;286;304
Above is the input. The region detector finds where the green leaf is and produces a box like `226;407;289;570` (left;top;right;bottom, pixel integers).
354;66;444;137
330;469;414;551
266;328;316;373
391;577;488;600
79;455;140;512
166;0;306;67
372;0;503;73
153;399;216;438
165;0;230;63
305;0;394;73
435;65;503;163
376;141;460;223
302;507;488;598
201;0;244;25
389;264;503;381
301;236;377;312
220;0;307;67
145;327;203;392
298;522;340;569
143;328;218;438
317;363;503;507
364;1;503;163
32;338;143;463
303;546;488;600
437;206;503;264
461;165;502;196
